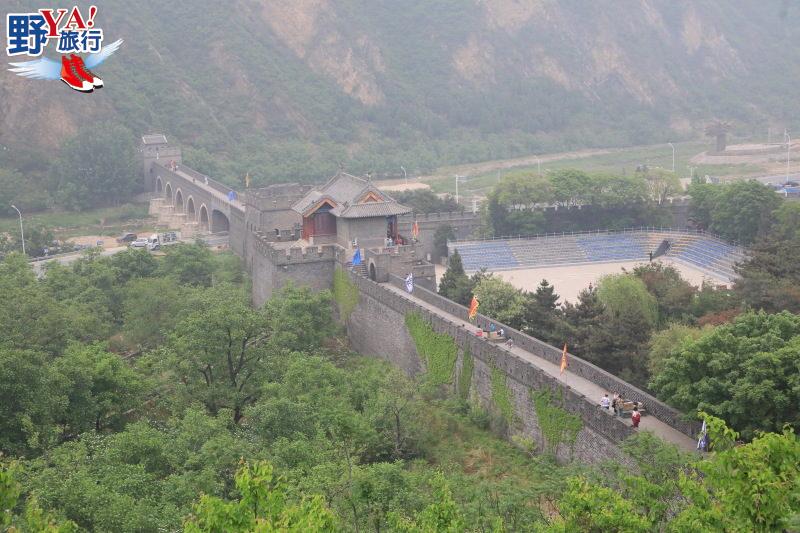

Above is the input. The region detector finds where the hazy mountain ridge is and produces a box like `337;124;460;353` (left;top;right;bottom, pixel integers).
1;0;798;184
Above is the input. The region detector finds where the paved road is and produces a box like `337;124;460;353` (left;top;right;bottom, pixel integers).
382;283;697;452
29;234;230;275
751;172;800;186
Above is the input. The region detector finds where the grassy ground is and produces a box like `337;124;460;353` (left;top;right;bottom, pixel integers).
0;203;153;238
425;141;768;196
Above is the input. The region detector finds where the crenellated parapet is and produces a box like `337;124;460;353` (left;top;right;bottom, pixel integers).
251;231;339;265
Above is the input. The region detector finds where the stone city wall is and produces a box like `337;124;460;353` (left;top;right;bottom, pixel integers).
386;274;701;439
347;273;635;464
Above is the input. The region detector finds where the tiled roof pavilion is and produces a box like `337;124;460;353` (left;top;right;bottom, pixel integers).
292;172;411;219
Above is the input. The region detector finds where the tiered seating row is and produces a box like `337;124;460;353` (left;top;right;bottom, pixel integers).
667;237;744;281
450;231;745;283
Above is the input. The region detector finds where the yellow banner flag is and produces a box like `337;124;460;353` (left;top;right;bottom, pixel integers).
468;296;479;321
560;343;568;374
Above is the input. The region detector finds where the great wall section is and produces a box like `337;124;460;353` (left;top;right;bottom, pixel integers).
141;134;700;463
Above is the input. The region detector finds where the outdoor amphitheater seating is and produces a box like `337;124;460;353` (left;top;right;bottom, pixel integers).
669;237;743;280
449;230;744;282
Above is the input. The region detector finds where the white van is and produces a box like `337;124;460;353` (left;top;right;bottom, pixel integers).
146;234;160;251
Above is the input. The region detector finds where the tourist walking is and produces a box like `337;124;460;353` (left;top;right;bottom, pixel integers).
631;406;641;428
600;393;610;410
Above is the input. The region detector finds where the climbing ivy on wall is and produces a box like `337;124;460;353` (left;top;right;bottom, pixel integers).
405;312;458;385
490;367;515;426
458;347;474;401
531;389;583;455
333;267;359;321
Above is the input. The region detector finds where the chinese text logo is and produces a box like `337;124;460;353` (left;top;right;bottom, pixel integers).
6;6;123;93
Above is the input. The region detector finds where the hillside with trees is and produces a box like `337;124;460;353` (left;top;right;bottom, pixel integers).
1;244;798;531
3;0;800;197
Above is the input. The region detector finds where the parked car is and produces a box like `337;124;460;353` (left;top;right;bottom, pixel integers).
117;233;138;244
129;238;149;249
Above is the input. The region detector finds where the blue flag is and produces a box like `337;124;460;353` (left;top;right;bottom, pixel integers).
352;248;362;266
405;272;413;293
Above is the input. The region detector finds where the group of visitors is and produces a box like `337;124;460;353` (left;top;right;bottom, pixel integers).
600;392;641;428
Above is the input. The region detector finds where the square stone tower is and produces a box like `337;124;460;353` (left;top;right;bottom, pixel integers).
141;134;182;193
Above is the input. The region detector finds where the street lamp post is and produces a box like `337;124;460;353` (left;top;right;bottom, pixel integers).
786;131;791;182
400;165;407;184
455;175;466;205
10;204;25;255
668;142;675;172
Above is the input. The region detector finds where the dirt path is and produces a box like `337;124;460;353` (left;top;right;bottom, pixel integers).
421;146;622;182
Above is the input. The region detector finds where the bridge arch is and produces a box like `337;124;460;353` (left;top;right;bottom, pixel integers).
211;209;230;233
155;176;163;194
198;204;209;232
186;196;196;219
164;183;173;204
174;189;184;212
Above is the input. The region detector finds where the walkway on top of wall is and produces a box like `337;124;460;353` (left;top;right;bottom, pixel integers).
168;165;246;213
382;282;697;452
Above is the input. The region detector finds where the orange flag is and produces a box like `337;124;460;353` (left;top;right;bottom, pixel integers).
468;296;479;321
560;343;568;374
412;220;420;238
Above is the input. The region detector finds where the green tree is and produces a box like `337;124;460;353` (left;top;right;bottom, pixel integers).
597;274;658;328
0;348;67;455
261;284;335;353
687;182;719;229
486;173;552;236
52;343;143;434
472;275;526;329
166;284;272;422
650;311;800;438
110;248;159;284
641;167;681;203
438;250;475;305
159;242;215;287
770;200;800;241
50;124;138;210
387;473;467;533
548;169;591;207
521;279;563;345
184;460;337;532
735;205;800;313
0;462;77;532
394;190;460;214
647;323;706;377
122;277;197;348
690;180;782;245
632;262;696;323
545;477;650;533
669;415;800;532
569;275;657;384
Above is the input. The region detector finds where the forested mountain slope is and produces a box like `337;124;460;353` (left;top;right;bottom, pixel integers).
2;0;799;184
